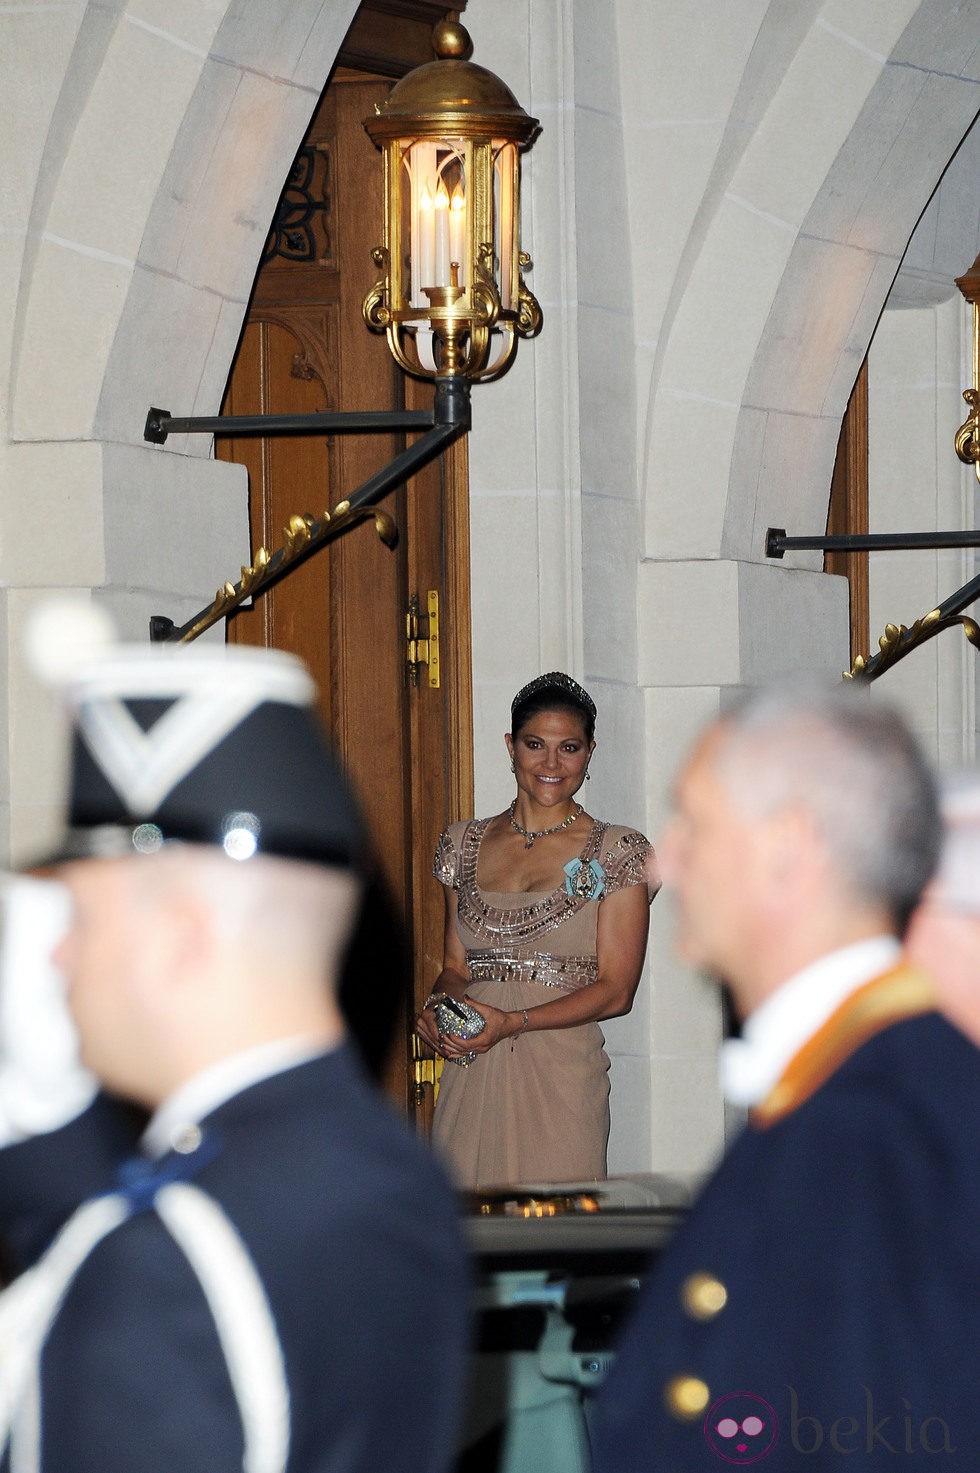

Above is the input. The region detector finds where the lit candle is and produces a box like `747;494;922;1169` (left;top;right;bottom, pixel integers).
434;179;450;287
418;184;435;294
449;183;466;286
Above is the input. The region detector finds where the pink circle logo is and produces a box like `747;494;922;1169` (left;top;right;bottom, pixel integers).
703;1392;779;1464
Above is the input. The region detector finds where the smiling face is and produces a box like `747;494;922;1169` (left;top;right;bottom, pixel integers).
505;706;595;815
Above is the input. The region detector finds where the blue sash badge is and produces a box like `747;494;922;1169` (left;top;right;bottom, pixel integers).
563;858;605;901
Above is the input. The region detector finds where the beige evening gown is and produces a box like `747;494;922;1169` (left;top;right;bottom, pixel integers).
431;817;653;1190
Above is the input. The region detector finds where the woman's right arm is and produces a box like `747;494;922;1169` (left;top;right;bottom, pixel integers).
414;885;471;1054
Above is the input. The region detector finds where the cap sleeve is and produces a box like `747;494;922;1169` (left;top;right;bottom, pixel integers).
601;827;660;901
432;825;462;889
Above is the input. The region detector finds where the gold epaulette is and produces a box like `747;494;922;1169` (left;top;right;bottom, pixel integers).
751;963;936;1129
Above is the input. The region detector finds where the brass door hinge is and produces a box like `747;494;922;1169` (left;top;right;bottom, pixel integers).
406;590;440;688
411;1031;437;1107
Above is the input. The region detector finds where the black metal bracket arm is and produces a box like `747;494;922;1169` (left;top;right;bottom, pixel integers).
146;376;471;644
767;526;980;558
144;405;439;443
764;525;980;680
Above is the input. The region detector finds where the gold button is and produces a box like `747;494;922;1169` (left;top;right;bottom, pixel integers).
664;1375;710;1422
680;1271;728;1321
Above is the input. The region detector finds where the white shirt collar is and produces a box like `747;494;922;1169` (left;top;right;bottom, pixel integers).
141;1035;333;1158
719;936;902;1107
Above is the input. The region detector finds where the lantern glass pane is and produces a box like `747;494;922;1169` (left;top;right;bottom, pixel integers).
492;141;518;311
402;139;467;303
400;140;430;311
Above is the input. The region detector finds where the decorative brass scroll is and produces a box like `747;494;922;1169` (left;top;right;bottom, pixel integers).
954;387;980;474
177;499;397;644
955;252;980;482
846;608;980;683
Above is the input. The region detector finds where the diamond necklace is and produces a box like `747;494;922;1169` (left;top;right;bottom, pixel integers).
508;799;582;850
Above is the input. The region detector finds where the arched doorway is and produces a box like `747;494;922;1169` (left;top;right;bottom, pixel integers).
217;7;473;1121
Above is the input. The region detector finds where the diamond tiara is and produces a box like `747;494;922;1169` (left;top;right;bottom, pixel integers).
511;671;596;721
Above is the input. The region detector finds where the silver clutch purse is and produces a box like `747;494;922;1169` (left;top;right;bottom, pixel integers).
431;993;485;1040
430;992;484;1067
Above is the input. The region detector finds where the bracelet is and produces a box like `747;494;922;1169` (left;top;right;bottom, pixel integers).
511;1008;529;1051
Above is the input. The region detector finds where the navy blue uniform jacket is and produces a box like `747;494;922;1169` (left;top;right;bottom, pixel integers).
0;1043;470;1473
592;994;980;1470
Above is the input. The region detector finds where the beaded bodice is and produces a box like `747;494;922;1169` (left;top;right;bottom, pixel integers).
433;817;651;992
446;816;607;944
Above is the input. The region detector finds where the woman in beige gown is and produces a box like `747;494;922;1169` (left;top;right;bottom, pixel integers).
417;672;658;1190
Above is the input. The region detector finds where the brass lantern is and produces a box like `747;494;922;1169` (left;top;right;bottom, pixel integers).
362;21;542;382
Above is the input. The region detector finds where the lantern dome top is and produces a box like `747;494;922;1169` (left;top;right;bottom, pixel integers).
364;22;540;147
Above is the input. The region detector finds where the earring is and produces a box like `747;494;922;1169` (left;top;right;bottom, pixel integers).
510;760;515;773
585;768;591;781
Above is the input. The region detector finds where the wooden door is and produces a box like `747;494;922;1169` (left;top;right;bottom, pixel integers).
217;70;472;1124
825;358;870;669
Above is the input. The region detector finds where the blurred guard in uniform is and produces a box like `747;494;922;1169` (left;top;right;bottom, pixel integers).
0;615;469;1473
592;682;980;1470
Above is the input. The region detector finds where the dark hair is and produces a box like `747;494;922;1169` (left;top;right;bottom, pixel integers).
510;671;596;743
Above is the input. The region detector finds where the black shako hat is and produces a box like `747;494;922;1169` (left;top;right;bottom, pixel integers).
33;638;365;870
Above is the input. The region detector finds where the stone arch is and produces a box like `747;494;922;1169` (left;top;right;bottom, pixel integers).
642;0;980;568
0;2;358;857
11;1;358;449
